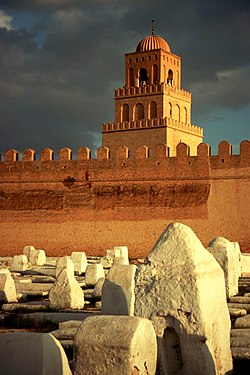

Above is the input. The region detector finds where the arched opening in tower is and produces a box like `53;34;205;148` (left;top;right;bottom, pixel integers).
152;64;158;84
135;103;144;120
139;68;148;86
167;69;173;85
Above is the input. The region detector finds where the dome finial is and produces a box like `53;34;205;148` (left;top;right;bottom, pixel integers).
152;19;155;36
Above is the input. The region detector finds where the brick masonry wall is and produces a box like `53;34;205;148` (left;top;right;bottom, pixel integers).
0;140;249;257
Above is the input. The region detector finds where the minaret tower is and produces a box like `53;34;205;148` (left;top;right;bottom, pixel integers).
102;22;203;156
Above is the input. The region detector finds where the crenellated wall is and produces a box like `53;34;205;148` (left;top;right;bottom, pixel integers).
0;140;249;257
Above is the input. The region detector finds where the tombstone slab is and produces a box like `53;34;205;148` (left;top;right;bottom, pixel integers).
102;265;136;316
23;245;35;260
208;236;239;298
70;252;87;275
0;332;72;375
93;277;105;298
73;315;157;375
85;264;105;287
0;269;17;303
10;254;29;272
49;269;84;310
56;256;74;278
134;222;232;375
100;255;113;268
29;249;46;266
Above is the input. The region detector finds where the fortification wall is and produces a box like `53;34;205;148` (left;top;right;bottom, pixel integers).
0;140;249;258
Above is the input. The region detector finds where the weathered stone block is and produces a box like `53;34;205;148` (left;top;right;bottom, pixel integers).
0;332;72;375
106;249;120;258
73;315;157;375
49;269;84;310
29;249;46;266
10;254;29;272
23;245;36;260
85;264;105;287
208;236;239;298
102;265;136;316
113;246;129;258
70;251;87;274
0;269;17;303
233;242;242;277
242;254;250;273
134;222;232;375
56;256;74;278
93;277;105;298
112;256;129;266
100;255;113;268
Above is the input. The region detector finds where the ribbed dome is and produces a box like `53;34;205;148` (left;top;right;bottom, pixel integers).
136;35;170;52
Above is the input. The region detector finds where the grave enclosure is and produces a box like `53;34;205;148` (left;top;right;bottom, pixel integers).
1;222;250;374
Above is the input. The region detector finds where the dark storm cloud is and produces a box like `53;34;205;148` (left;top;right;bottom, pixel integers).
0;0;249;154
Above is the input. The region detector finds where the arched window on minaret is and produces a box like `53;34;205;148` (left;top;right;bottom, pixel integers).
169;102;172;118
184;107;187;123
150;101;157;119
152;64;158;84
139;68;148;86
128;67;134;87
121;104;129;122
135;103;144;120
167;69;173;86
176;104;181;122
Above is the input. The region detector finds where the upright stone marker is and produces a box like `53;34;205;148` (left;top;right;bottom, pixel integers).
70;251;87;274
74;315;157;375
85;264;105;287
102;265;136;316
0;269;17;303
0;332;72;375
134;222;232;375
208;236;239;298
49;269;84;310
10;254;29;272
29;249;46;266
56;256;74;278
23;245;36;260
233;242;242;277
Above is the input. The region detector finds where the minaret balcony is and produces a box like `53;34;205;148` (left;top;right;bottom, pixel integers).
102;118;203;136
115;83;191;100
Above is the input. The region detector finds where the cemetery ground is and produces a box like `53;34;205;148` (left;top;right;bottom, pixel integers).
0;229;250;374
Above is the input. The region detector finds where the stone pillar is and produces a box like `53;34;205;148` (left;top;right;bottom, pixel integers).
134;222;232;375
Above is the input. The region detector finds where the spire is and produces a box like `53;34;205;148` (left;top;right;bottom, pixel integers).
151;19;155;36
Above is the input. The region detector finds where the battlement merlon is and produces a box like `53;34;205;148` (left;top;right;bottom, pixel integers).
1;141;248;163
102;118;203;137
115;83;191;101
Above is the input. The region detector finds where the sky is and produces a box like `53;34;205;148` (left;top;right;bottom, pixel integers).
0;0;249;157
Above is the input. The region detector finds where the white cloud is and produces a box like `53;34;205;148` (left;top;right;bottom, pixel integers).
0;10;12;30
